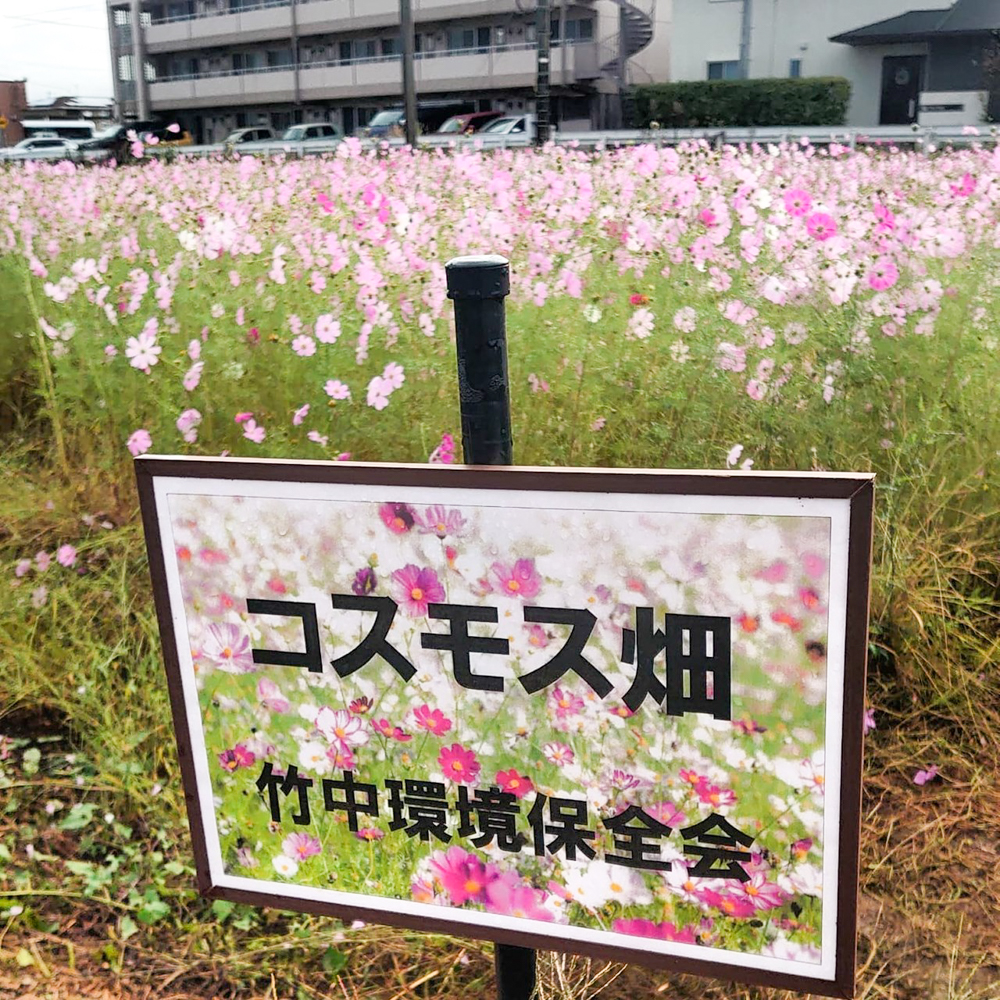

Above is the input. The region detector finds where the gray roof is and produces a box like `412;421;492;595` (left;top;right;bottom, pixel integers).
831;0;1000;45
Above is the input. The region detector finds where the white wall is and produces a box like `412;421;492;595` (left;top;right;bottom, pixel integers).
670;0;956;126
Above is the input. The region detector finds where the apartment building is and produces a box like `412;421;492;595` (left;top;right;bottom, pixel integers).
107;1;666;143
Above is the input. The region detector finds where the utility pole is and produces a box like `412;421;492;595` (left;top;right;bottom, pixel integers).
738;0;753;80
536;0;551;144
400;0;418;145
129;0;149;120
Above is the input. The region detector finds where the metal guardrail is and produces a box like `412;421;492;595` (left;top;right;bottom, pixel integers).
143;124;993;158
3;124;991;165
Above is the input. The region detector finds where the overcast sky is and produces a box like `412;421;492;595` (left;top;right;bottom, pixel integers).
2;1;114;103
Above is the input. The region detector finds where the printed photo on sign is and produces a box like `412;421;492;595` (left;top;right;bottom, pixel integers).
158;479;843;970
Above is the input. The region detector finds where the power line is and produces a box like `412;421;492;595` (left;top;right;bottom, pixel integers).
1;14;103;28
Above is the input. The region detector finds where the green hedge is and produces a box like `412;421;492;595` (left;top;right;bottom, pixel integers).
632;77;851;129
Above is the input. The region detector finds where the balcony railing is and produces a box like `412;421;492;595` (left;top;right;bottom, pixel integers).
152;0;293;24
155;38;591;83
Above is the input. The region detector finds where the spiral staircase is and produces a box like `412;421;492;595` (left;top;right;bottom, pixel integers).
598;0;656;127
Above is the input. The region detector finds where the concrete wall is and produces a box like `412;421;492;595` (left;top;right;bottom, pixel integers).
669;0;957;126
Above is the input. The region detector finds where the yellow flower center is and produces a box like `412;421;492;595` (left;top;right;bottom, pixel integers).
463;879;481;894
411;587;424;601
437;522;446;533
335;727;346;739
393;517;405;530
451;760;464;772
610;882;622;893
506;579;520;592
746;884;759;896
222;646;232;658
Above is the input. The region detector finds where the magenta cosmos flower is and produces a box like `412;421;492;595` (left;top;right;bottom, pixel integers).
203;622;254;671
612;918;696;943
430;846;497;905
490;558;542;599
217;744;255;771
438;743;480;784
379;502;416;534
735;872;789;911
783;188;812;217
419;505;466;539
392;564;445;616
413;704;452;736
127;428;152;457
806;212;837;241
496;768;534;799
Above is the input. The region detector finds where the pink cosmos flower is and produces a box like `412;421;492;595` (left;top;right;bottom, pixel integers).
745;379;767;401
413;704;453;736
282;832;321;860
243;419;266;444
315;707;370;749
438;743;480;784
218;744;255;771
315;314;340;343
699;889;757;919
203;622;254;671
542;741;575;766
863;708;876;734
757;560;788;583
292;404;309;426
366;375;392;410
647;800;687;827
15;559;31;578
868;259;899;292
308;431;328;446
550;686;584;719
291;335;316;357
35;550;52;572
176;408;202;443
673;306;697;333
697;783;737;808
183;361;204;391
419;505;466;538
430;846;497;905
490;558;542;599
379;502;416;534
913;765;939;785
234;412;253;424
127;429;152;457
783;188;812;217
382;362;405;389
736;872;789;911
56;544;77;568
326;745;356;770
355;827;384;842
257;677;290;713
496;768;534;799
350;697;374;715
612;918;697;943
485;877;554;921
31;586;48;608
806;212;837;241
372;718;412;742
392;564;445;616
324;379;351;400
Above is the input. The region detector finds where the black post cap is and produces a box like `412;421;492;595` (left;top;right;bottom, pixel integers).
445;254;510;300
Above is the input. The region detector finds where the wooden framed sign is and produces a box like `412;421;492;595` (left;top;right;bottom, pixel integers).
136;457;873;998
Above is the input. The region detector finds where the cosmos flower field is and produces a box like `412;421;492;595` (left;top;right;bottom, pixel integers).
3;136;1000;985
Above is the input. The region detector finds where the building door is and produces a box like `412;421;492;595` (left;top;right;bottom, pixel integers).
879;55;924;125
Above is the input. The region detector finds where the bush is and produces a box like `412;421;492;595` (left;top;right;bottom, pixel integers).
632;77;851;129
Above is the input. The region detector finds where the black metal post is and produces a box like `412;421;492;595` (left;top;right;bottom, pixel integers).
400;0;419;146
445;255;514;467
446;254;531;998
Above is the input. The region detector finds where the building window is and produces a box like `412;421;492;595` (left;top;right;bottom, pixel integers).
789;58;802;78
578;18;594;40
359;39;377;60
339;40;352;64
448;28;475;51
477;26;491;52
707;60;740;80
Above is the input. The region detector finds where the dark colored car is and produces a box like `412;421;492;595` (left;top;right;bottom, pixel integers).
363;103;477;138
76;121;175;160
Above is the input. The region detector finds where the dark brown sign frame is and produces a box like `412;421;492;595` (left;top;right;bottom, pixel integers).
136;456;873;998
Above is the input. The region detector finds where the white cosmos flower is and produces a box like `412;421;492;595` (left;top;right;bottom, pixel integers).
272;854;299;878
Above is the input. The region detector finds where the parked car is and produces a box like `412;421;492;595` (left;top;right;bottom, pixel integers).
280;123;343;143
362;109;406;139
224;126;275;144
363;103;476;138
0;137;78;161
435;111;504;135
479;114;540;138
